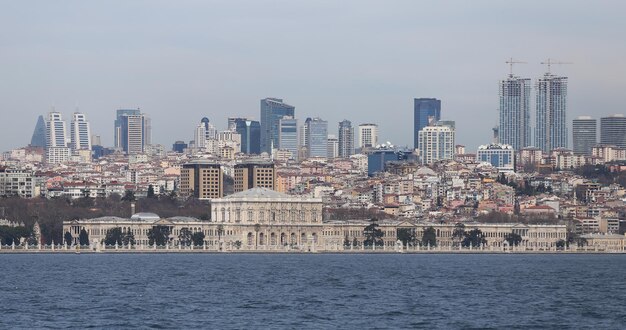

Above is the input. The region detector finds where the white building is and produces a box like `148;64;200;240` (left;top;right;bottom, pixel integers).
476;144;515;172
418;123;455;164
327;134;339;159
70;112;92;152
358;123;378;150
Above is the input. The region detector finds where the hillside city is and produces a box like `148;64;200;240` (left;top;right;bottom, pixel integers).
1;68;626;252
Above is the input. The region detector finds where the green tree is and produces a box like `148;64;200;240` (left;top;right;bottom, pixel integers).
79;228;90;246
147;185;156;199
363;222;384;247
104;227;123;246
352;237;359;247
178;227;192;246
148;226;170;246
421;226;437;247
504;232;522;246
121;190;136;202
462;229;487;248
397;228;416;246
452;223;466;246
64;231;73;246
556;239;566;250
233;240;242;249
191;231;205;246
122;230;135;246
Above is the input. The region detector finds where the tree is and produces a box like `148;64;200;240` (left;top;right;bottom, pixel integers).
421;226;437;247
556;239;566;250
64;231;73;246
178;228;192;246
452;223;466;246
148;226;170;246
121;190;136;202
397;228;417;246
504;232;522;246
233;240;242;249
462;229;487;248
191;232;205;246
343;235;351;247
122;230;135;246
363;222;384;247
147;185;156;199
79;228;90;246
104;227;123;246
352;237;359;247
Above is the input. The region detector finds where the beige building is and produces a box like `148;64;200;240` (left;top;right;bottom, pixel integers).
179;162;223;199
233;162;275;193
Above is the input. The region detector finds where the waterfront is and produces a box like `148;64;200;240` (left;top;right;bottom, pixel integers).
2;254;626;328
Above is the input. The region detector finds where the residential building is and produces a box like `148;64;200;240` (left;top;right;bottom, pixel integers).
499;75;531;150
414;98;441;149
327;135;339;159
535;73;568;152
572;116;597;155
120;114;146;155
179;162;223;200
338;120;354;158
418;122;455;165
233;162;275;193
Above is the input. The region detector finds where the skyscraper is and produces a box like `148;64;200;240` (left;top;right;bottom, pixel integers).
234;118;261;154
358;123;379;150
114;109;140;148
600;114;626;148
535;73;568;152
45;111;70;164
572;116;597;155
338;120;354;158
30;115;46;148
260;98;295;154
120;114;145;154
305;118;328;158
327;134;339;159
499;75;531;150
418;121;455;165
414;98;441;149
70;112;92;151
278;116;299;160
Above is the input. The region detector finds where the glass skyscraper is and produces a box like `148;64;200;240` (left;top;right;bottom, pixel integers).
260;98;295;154
600;114;626;148
305;117;328;158
278;116;299;160
338;119;354;158
499;75;531;150
114;109;140;148
234;118;261;154
572;116;597;155
535;74;568;152
414;98;441;150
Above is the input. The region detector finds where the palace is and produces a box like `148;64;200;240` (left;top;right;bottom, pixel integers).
64;187;569;251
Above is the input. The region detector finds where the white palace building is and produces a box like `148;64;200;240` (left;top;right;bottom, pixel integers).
64;187;569;252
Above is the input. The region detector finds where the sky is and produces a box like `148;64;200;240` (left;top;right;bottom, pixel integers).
2;0;626;153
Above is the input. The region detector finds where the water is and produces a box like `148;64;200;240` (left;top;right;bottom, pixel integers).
1;254;625;329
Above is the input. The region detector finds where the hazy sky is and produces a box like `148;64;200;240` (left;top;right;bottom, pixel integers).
2;0;625;153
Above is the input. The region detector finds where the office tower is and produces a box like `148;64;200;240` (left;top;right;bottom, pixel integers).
476;144;515;172
418;122;455;165
327;134;339;159
338;120;354;158
260;98;295;153
278;116;299;160
305;118;328;158
600;114;626;148
358;123;379;150
228;117;248;131
143;114;152;146
172;141;188;153
234;118;261;154
45;111;70;164
414;98;441;149
30;115;46;148
120;114;145;155
114;109;140;148
233;162;275;193
180;162;223;199
91;135;102;147
499;75;531;150
535;73;568;152
70;113;92;151
572;116;597;155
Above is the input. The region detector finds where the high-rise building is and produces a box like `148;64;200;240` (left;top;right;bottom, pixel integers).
414;98;441;149
499;75;531;150
70;113;91;151
358;123;379;150
260;98;295;154
44;111;70;164
476;144;515;172
305;118;328;158
572;116;597;155
600;114;626;148
179;162;223;200
278;116;299;160
120;114;145;155
535;73;568;152
233;118;261;154
327;134;339;159
30;115;46;148
418;121;455;165
114;109;140;148
233;162;275;193
338;120;354;158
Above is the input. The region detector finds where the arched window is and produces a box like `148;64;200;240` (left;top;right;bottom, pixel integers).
259;233;265;245
270;232;276;245
247;232;253;246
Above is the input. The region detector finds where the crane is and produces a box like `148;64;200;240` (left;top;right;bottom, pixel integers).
505;57;527;77
541;58;572;74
